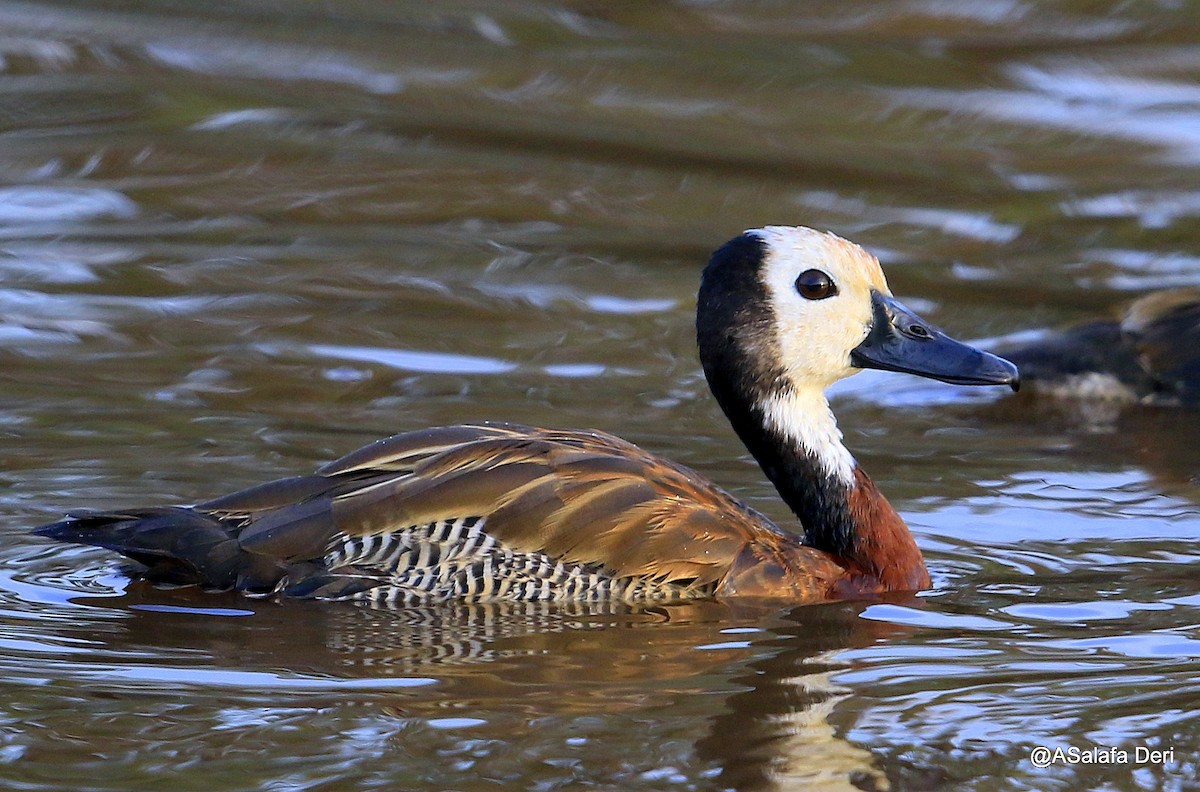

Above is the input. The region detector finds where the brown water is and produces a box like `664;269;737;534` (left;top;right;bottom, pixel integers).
3;2;1200;790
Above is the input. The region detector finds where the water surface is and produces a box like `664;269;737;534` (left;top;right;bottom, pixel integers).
2;2;1200;790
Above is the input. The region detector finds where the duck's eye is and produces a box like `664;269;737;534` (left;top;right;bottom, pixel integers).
794;269;837;300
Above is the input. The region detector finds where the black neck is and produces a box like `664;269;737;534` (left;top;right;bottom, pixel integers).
716;390;857;557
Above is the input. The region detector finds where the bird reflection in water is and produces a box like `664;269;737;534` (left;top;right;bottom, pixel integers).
76;583;919;789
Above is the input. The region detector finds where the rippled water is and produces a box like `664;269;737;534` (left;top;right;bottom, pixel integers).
3;2;1200;790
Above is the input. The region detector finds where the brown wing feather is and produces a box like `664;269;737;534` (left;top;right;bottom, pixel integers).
494;429;769;586
315;423;537;476
715;537;847;600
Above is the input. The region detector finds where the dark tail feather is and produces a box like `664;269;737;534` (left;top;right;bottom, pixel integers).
35;508;284;592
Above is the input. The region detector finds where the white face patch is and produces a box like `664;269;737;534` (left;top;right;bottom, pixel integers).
749;226;892;391
743;226;897;484
757;387;856;484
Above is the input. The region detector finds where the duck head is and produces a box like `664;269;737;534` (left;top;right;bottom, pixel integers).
698;225;1019;408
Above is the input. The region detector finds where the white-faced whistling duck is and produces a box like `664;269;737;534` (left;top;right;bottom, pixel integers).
36;226;1020;605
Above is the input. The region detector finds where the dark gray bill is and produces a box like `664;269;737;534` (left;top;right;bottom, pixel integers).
850;291;1020;391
